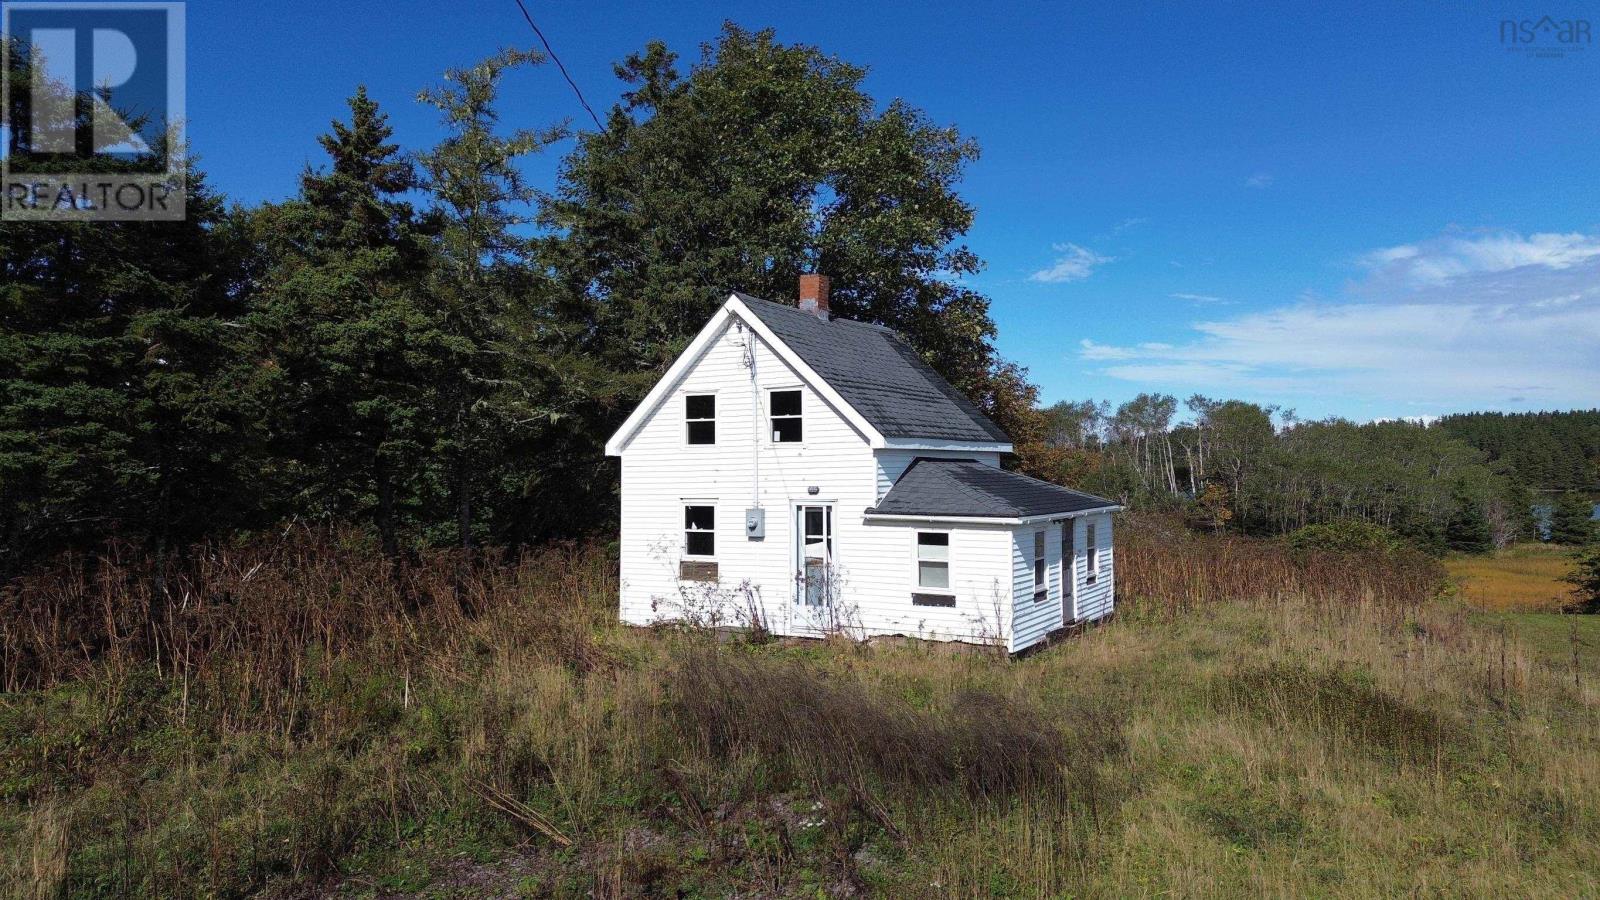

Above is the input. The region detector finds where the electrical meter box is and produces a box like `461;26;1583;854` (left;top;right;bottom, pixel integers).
745;508;765;540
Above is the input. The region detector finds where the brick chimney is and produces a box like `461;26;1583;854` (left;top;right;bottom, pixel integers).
798;273;831;320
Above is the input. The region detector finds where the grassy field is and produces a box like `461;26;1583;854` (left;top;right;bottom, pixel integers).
1446;542;1577;612
2;529;1599;897
1474;611;1600;680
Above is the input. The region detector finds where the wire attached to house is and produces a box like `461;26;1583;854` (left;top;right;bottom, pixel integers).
510;0;604;130
739;321;762;509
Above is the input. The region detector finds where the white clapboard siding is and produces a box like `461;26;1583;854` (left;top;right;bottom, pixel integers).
617;317;1014;645
1010;521;1066;652
1068;513;1116;623
874;449;1001;502
1008;514;1118;652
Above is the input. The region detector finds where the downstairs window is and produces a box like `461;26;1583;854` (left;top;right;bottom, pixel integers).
685;505;715;558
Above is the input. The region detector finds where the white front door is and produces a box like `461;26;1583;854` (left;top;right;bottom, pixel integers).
795;504;834;607
1061;519;1076;624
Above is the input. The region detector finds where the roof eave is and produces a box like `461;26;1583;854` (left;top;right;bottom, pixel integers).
878;437;1015;454
863;505;1123;526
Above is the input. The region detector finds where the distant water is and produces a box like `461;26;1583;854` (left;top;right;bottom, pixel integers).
1532;502;1600;540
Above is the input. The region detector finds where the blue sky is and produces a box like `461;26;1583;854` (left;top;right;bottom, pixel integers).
183;0;1600;421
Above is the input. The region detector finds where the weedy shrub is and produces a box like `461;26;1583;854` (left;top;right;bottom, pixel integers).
1284;519;1407;556
656;647;1126;894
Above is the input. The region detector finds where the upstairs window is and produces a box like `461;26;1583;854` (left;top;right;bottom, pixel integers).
686;394;716;445
1033;530;1047;601
1086;522;1099;584
685;505;716;557
916;532;950;591
770;389;802;442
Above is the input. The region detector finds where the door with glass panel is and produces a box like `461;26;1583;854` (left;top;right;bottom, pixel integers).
1061;520;1075;624
795;504;833;607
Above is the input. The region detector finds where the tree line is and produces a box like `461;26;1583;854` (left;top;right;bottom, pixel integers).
0;26;1041;577
2;24;1592;580
1437;410;1600;493
1030;396;1598;553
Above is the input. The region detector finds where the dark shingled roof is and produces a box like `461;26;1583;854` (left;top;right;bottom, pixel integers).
868;458;1118;519
735;292;1010;443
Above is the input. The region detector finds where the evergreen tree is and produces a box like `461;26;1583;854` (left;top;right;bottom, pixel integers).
0;41;261;574
0;176;260;574
245;87;449;555
1444;497;1493;553
415;50;564;546
1565;547;1600;613
538;25;1039;477
1549;493;1597;545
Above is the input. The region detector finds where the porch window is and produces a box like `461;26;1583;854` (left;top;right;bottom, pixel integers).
916;532;950;591
1086;522;1098;584
685;394;716;445
684;505;716;557
770;389;802;442
1033;530;1047;602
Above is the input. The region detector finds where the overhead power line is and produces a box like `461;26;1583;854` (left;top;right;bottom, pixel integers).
510;0;604;130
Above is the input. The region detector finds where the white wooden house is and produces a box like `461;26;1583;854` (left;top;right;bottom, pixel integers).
605;276;1120;653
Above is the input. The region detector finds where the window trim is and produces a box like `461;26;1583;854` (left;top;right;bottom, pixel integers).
1032;529;1048;602
913;529;954;597
684;392;717;446
1086;521;1099;585
683;503;717;560
767;387;803;444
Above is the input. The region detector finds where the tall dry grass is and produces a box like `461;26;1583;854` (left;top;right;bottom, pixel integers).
1115;514;1446;617
0;527;615;699
0;528;1120;895
3;520;1595;897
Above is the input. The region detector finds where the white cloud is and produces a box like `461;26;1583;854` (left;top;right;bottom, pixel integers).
1078;338;1136;360
1031;243;1112;283
1080;228;1600;411
1170;292;1231;305
1359;230;1600;287
1245;172;1274;189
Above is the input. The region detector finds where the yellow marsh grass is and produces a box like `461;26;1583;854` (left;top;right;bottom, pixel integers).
1447;543;1578;611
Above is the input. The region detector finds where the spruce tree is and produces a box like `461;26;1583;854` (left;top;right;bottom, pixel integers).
246;87;449;555
1550;494;1597;545
0;41;262;573
416;50;563;547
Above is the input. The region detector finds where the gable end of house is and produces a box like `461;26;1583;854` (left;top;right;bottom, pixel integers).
606;289;1014;457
